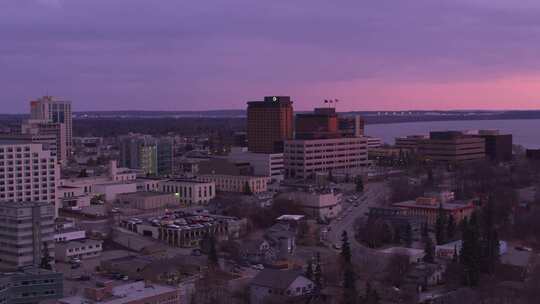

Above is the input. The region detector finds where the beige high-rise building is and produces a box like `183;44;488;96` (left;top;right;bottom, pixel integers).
0;141;60;216
30;96;72;160
21;119;67;164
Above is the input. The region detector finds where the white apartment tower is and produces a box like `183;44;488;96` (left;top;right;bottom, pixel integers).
0;141;60;215
30;96;72;159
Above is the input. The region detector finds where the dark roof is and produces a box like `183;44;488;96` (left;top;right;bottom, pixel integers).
250;269;307;289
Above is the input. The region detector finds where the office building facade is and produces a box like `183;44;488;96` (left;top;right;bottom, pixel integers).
0;268;63;304
476;130;512;163
338;115;365;137
0;201;55;271
418;131;485;164
247;96;293;153
295;108;339;139
284;137;368;179
29;96;72;158
119;135;174;176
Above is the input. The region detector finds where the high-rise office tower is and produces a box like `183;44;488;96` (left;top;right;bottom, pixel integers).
0;141;60;215
247;96;293;153
295;108;339;139
0;201;55;271
29;96;72;159
119;135;174;176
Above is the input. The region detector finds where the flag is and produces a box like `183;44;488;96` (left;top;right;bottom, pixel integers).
324;100;328;103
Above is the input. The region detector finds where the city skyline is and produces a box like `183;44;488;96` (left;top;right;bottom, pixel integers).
3;0;540;113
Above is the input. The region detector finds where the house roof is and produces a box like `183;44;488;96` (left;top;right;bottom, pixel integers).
250;269;307;290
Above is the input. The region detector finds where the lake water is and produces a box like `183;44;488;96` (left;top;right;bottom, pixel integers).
365;119;540;148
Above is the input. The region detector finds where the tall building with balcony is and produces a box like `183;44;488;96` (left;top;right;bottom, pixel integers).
29;96;72;158
0;141;59;215
247;96;293;154
0;201;55;271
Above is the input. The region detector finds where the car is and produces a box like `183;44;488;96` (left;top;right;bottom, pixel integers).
353;203;359;207
251;264;264;270
332;243;342;250
70;258;81;264
71;263;81;269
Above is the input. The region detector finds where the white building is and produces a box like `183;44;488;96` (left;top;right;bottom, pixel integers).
226;147;284;181
55;239;103;262
198;174;269;194
365;136;383;150
0;141;60;215
93;182;137;202
60;161;138;204
284;137;368;179
278;189;342;220
158;179;215;205
250;269;314;304
54;227;86;243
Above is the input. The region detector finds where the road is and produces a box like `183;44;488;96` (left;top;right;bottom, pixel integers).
325;181;388;254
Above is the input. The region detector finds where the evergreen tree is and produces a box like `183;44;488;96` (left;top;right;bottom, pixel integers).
341;231;357;304
305;259;314;280
343;267;357;304
402;224;412;247
341;230;352;264
447;214;456;241
480;199;500;275
243;182;252;195
40;242;53;270
421;222;429;242
207;235;218;268
355;177;364;193
364;281;380;304
423;237;435;263
435;204;447;245
314;252;322;290
459;214;481;286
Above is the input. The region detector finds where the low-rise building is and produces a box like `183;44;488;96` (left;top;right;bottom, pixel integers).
418;131;485;164
93;182;138;202
284;137;368;179
158;179;215;205
0;267;63;304
226;147;285;182
436;239;508;259
277;189;342;220
54;227;86;243
393;197;475;226
54;239;103;262
395;135;428;152
58;281;180;304
120;211;243;248
116;192;177;210
249;269;314;304
198;174;269;194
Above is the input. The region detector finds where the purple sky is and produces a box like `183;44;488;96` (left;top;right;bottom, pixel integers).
2;0;540;113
